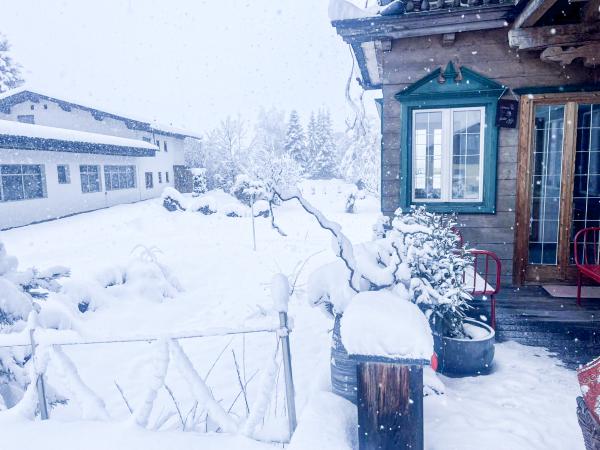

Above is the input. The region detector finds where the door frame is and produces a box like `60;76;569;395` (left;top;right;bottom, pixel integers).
513;91;600;286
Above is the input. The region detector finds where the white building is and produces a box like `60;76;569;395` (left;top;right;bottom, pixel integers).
0;88;199;229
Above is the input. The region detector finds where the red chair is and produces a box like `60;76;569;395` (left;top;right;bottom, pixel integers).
452;227;501;329
574;227;600;306
464;249;502;330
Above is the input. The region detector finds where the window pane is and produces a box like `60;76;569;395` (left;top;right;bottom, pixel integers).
452;109;481;200
1;175;24;201
528;104;565;265
23;174;44;199
571;104;600;262
413;111;442;200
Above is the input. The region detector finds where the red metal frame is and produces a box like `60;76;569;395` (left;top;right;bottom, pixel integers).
452;227;501;329
464;249;502;330
574;227;600;306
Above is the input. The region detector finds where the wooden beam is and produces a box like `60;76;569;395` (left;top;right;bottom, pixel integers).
583;0;600;22
509;22;600;50
541;43;600;66
513;0;559;29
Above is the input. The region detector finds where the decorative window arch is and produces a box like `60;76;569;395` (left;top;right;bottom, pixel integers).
395;62;505;214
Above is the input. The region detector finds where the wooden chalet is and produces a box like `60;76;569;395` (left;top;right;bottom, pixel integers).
331;0;600;367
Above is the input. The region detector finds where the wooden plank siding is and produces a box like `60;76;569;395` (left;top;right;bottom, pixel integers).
379;27;600;286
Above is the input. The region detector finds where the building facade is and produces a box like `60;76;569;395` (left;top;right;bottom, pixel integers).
332;0;600;286
0;89;199;229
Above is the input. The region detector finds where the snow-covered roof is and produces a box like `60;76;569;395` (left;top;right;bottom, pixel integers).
0;120;157;157
0;87;202;140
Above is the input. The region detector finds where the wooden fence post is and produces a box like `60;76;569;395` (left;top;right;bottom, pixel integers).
352;356;426;450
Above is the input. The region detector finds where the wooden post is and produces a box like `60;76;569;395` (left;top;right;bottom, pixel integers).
355;358;425;450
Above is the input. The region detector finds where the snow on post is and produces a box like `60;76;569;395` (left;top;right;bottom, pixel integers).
340;291;433;362
341;291;432;450
271;273;290;314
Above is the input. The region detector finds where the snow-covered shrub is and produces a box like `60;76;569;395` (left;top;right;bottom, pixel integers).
191;168;208;197
231;174;254;206
345;189;357;214
253;200;270;218
222;202;248;218
188;196;217;215
162;187;186;212
268;189;471;338
0;241;69;409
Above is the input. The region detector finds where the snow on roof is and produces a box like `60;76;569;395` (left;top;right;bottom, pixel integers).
0;86;202;140
0;119;158;151
341;291;433;362
328;0;378;21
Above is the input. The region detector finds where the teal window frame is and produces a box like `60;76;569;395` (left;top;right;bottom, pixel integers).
395;63;504;214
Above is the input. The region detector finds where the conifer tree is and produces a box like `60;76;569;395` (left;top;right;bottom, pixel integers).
314;109;337;178
306;112;320;177
284;110;307;170
0;33;23;93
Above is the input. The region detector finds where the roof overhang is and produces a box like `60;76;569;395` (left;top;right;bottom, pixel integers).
0;134;156;157
332;4;517;89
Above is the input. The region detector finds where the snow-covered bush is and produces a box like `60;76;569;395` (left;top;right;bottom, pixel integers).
222;202;248;218
269;189;471;338
191;168;208;197
162;187;186;212
188;196;217;215
231;174;255;206
0;241;69;409
345;189;357;214
253;200;270;218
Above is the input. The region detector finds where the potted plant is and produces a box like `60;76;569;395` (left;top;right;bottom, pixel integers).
306;206;495;403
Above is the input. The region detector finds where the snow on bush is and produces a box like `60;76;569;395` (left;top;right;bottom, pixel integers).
162;187;187;212
222;202;249;218
269;189;471;338
191;168;208;197
188;196;217;215
0;241;70;410
253;200;270;218
341;291;433;360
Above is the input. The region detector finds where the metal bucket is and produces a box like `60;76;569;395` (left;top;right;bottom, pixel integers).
330;314;358;404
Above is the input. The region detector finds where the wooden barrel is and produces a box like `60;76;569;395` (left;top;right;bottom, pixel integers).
331;314;358;404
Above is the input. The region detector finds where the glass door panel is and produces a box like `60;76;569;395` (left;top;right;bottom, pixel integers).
528;104;565;265
571;103;600;262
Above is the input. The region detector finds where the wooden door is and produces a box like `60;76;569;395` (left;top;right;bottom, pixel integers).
514;92;600;285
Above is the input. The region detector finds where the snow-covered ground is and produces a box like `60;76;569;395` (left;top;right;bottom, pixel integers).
0;180;585;449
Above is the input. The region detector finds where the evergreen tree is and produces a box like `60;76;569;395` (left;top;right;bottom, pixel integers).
0;33;23;93
306;112;320;177
314;109;337;178
284;110;307;169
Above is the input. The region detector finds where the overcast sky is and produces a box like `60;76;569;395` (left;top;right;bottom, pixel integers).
0;0;378;134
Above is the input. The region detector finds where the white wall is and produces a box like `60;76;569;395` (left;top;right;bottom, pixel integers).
0;97;194;209
0;148;160;229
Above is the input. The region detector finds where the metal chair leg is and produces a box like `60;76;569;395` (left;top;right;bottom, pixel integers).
577;271;582;307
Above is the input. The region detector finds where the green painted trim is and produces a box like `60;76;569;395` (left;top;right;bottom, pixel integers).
395;65;502;215
513;84;600;95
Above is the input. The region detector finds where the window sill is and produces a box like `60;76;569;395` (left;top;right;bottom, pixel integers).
408;201;495;214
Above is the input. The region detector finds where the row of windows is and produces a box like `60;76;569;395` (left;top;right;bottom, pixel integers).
0;164;171;202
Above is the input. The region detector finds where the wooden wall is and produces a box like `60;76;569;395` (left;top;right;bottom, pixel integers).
380;28;600;285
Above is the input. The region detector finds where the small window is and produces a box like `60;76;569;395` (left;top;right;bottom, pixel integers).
17;115;35;124
145;172;153;189
411;107;485;203
57;165;70;184
30;104;35;110
80;165;101;193
156;140;160;150
165;171;170;183
142;136;151;143
0;164;46;201
43;104;48;110
104;165;136;191
164;141;168;152
158;172;162;184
